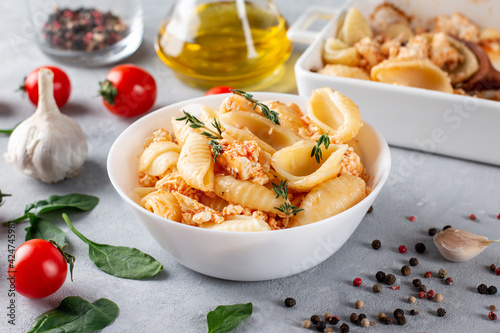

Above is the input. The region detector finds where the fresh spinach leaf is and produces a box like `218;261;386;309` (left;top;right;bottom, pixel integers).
63;214;163;280
28;296;118;333
25;215;66;247
207;303;253;333
3;193;99;225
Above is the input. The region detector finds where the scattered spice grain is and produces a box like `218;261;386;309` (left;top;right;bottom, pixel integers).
409;257;419;266
418;284;427;292
434;293;443;302
415;243;426;253
324;313;331;320
324;328;333;333
339;323;350;333
408;215;416;222
310;315;320;324
424;271;432;278
408;296;416;304
373;284;382;293
371;239;381;250
315;321;326;332
358;313;367;322
396;316;406;325
398;245;407;253
428;228;437;236
378;313;386;321
361;318;370;327
353;278;362;287
401;265;411;276
417;291;426;299
496;267;500;276
328;316;340;325
469;214;477;220
355;300;364;309
383;317;393;325
445;277;453;285
478;284;488;294
350;313;359;323
490;264;497;272
437;308;446;317
488;286;497;295
370;321;376;326
427;290;435;299
412;279;421;288
302;319;311;328
490;305;496;311
375;271;386;283
367;206;373;213
410;309;419;316
488;312;498;321
438;268;447;278
284;297;296;307
393;309;404;318
384;274;396;285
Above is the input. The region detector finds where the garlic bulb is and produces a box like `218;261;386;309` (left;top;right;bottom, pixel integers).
434;227;499;262
4;68;87;183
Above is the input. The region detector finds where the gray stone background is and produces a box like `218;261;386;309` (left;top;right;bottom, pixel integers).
0;0;499;332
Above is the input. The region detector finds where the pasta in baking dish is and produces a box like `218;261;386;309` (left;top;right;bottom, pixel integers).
137;88;369;231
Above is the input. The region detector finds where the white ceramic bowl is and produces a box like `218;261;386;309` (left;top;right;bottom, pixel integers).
289;0;500;166
107;92;391;281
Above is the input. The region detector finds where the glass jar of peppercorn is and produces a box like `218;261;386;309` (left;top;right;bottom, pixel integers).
26;0;143;65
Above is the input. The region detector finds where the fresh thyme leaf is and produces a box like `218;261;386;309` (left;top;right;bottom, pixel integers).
311;132;331;163
209;140;223;161
176;111;223;139
230;89;280;125
272;180;303;227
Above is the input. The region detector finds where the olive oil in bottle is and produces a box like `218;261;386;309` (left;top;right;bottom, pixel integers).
155;1;292;88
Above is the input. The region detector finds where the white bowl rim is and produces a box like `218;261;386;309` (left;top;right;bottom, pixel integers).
107;92;391;236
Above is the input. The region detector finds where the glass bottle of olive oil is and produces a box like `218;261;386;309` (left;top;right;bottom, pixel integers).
155;0;292;88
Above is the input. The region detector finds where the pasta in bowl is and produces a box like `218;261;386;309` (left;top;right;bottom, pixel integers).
107;90;390;281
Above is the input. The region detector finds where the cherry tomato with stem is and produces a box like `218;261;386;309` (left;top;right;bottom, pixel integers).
20;66;71;108
205;86;234;95
9;239;74;299
98;64;157;117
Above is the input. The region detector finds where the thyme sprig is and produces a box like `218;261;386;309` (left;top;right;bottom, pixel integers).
230;89;280;125
208;140;223;162
176;111;223;139
311;132;330;163
273;180;303;227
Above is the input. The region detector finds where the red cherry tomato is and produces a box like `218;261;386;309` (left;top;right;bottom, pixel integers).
21;66;71;108
99;64;157;117
205;86;233;95
9;239;67;298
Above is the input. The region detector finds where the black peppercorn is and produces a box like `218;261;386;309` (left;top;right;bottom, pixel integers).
284;297;296;307
409;257;419;266
367;206;373;213
487;285;497;295
372;239;381;250
384;274;396;285
401;265;411;276
358;313;367;322
490;264;497;272
478;284;488;294
350;313;359;323
418;284;427;292
415;242;426;253
437;308;446;317
428;228;437;236
412;279;421;288
376;271;386;283
443;225;452;230
410;309;419;316
311;315;320;324
383;317;393;325
393;308;404;318
316;321;326;332
328;316;339;325
396;316;406;325
340;323;350;333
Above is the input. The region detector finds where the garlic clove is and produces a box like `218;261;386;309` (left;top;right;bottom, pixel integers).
4;68;88;184
433;228;495;262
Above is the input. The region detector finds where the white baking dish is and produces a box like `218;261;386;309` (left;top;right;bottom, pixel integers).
289;0;500;165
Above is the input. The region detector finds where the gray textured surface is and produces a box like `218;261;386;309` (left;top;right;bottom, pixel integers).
1;0;500;332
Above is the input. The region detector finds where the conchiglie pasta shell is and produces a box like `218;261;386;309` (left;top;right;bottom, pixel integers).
222;124;276;155
291;175;366;227
214;175;284;214
318;64;370;80
200;195;230;212
323;38;361;66
271;141;348;191
265;101;310;138
370;59;454;93
219;95;258;114
201;215;271;232
307;87;362;142
338;8;373;46
177;133;214;192
141;190;182;222
219;111;301;151
379;22;413;41
446;37;479;84
138;141;180;176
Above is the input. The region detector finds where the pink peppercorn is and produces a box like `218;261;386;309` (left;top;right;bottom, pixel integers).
497;213;500;220
469;214;477;220
353;278;362;287
427;290;435;299
488;312;497;320
496;268;500;276
408;216;416;222
398;245;407;253
417;291;426;299
424;271;432;278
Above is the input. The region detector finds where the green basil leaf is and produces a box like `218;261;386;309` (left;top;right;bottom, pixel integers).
28;296;118;333
25;216;66;247
25;194;99;214
207;303;253;333
63;214;163;279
